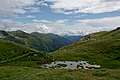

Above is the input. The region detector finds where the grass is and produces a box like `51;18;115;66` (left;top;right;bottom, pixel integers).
0;28;120;80
0;39;35;61
0;39;52;68
0;61;40;68
51;28;120;69
0;66;120;80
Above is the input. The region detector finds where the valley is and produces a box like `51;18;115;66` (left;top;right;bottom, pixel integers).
0;28;120;80
0;0;120;79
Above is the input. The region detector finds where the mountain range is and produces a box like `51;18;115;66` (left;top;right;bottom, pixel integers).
0;30;81;52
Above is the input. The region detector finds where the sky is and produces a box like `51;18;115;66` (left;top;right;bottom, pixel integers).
0;0;120;35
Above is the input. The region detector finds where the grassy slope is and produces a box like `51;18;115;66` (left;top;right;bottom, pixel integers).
0;39;34;61
0;66;120;80
0;30;26;45
0;39;51;67
52;28;120;68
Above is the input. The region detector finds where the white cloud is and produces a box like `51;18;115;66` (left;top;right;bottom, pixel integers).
76;16;120;28
0;19;52;33
0;0;119;16
69;16;120;35
46;0;120;14
32;19;52;23
0;0;40;16
0;16;120;35
12;9;26;14
32;16;120;35
27;7;40;13
26;15;36;18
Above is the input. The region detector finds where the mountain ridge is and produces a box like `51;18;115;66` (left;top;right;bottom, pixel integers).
0;30;81;52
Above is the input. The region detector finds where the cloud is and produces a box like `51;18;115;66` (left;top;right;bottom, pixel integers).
0;0;41;16
26;15;36;18
1;0;119;16
32;19;52;23
0;16;120;35
0;0;120;16
32;16;120;35
76;16;120;28
25;7;40;13
69;16;120;34
0;19;52;33
45;0;120;14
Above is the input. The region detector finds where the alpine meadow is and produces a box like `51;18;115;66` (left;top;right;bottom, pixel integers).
0;0;120;80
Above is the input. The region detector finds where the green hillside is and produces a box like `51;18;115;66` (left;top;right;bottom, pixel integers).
25;32;72;52
0;30;26;44
0;30;72;52
52;28;120;68
0;39;51;67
